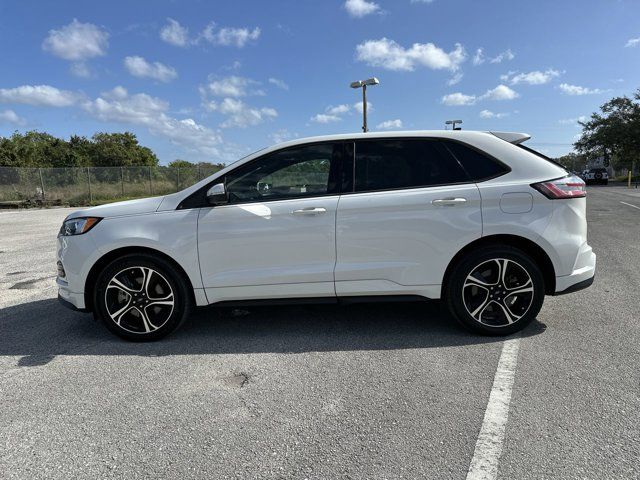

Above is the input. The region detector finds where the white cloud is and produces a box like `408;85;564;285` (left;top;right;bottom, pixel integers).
344;0;381;17
355;38;466;71
625;37;640;48
83;87;168;123
0;109;26;126
160;18;189;47
124;56;177;82
42;19;109;61
201;23;260;47
480;84;519;101
447;72;464;86
310;113;342;123
503;69;560;85
161;19;261;48
70;62;92;78
201;76;263;98
558;83;603;95
376;119;403;129
268;78;289;90
352;101;373;114
558;116;588;125
82;86;225;157
326;104;351;115
269;129;298;144
206;98;277;128
0;85;82;107
442;84;518;106
223;60;242;71
411;0;435;3
472;48;485;66
442;92;477;106
310;102;371;123
489;49;515;63
479;110;509;119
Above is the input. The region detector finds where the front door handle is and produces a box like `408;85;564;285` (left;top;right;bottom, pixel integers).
292;207;327;215
432;197;467;206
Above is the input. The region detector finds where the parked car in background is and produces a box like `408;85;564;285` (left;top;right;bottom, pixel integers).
583;167;609;185
56;130;596;340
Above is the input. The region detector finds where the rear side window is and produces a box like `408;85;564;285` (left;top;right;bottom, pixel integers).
443;140;509;181
354;139;469;192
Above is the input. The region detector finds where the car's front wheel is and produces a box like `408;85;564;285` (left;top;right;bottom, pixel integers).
445;246;545;335
94;254;192;341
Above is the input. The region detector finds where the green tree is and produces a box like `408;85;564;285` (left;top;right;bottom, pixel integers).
0;130;159;167
556;152;587;172
89;132;158;167
575;89;640;171
168;159;194;169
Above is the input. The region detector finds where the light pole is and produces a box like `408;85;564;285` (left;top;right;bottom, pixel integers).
350;77;379;132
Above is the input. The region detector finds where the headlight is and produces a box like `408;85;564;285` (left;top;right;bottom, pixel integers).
58;217;102;236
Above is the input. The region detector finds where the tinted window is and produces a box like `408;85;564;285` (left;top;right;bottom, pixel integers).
444;141;509;181
225;143;339;203
354;139;468;192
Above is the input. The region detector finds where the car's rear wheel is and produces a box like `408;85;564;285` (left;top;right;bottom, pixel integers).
94;254;192;341
445;246;545;335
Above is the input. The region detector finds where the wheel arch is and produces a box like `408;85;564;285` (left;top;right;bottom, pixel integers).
442;234;556;297
84;246;196;312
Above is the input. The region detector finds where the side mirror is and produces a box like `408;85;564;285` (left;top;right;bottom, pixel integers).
206;183;228;206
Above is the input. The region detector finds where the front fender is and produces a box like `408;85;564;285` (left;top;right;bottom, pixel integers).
88;209;202;290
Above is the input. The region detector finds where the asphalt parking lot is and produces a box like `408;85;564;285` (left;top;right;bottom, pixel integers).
1;186;639;479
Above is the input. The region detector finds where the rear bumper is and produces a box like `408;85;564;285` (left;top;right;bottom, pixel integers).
553;275;594;295
553;248;596;295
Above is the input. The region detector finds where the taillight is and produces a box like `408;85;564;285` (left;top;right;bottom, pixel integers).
531;175;586;199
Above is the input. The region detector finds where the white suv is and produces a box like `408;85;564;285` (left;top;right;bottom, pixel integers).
56;131;596;340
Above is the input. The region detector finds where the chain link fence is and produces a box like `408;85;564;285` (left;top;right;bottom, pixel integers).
0;165;223;206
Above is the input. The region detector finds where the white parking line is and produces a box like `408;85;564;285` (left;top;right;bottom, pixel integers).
620;201;640;210
466;337;521;480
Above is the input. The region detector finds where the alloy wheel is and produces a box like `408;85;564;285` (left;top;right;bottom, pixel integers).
105;266;175;334
462;258;534;326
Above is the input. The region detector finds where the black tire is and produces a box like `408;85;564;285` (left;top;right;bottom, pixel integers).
445;246;545;335
602;179;609;185
93;253;192;341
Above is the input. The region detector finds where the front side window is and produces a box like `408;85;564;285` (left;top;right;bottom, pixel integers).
354;139;469;192
225;143;340;203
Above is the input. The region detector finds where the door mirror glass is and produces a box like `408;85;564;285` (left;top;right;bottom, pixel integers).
206;183;228;205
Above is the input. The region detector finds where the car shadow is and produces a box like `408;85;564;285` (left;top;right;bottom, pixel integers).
1;298;546;367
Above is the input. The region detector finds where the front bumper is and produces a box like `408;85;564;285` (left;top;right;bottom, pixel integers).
57;277;88;311
58;292;89;312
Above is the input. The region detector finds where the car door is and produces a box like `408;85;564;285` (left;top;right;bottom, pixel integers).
197;142;346;303
334;138;482;299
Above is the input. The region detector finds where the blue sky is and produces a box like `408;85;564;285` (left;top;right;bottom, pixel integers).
0;0;638;164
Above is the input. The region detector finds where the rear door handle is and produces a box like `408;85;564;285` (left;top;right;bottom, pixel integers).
291;207;327;215
432;197;467;206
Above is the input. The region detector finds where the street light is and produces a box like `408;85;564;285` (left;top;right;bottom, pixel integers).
350;77;379;133
445;119;463;131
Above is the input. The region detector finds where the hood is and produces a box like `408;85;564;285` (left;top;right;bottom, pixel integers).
67;195;165;219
